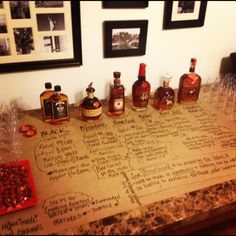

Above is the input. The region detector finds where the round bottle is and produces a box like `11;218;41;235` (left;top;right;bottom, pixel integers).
80;83;102;122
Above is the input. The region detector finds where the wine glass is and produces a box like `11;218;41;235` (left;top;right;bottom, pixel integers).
223;74;236;120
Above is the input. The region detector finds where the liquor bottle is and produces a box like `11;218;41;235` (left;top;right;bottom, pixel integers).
107;71;125;117
80;82;102;122
132;63;151;111
50;85;70;124
40;82;54;122
154;75;175;110
177;58;202;103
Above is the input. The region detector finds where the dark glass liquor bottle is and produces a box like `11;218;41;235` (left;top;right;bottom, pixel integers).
108;71;125;117
40;82;54;122
154;75;175;110
177;58;202;103
80;83;102;122
50;85;70;124
132;63;151;111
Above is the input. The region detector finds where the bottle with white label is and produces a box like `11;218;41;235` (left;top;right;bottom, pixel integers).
107;71;125;117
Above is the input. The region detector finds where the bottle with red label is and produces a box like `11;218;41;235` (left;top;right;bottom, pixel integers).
80;82;102;122
107;71;125;117
50;85;70;124
177;58;202;103
132;63;151;111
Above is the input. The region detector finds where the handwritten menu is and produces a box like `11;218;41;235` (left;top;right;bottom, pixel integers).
0;100;236;235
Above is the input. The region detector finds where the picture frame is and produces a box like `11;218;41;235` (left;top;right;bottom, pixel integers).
0;1;82;73
102;1;148;9
163;1;207;29
104;20;148;58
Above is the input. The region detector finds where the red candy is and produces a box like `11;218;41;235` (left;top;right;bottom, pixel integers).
19;124;37;137
0;160;39;215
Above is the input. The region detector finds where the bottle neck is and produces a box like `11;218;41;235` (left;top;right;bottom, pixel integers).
138;76;145;81
189;58;197;73
114;78;121;85
87;92;94;99
163;80;169;87
189;67;195;73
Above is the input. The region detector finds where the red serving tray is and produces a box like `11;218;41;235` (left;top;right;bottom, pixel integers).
0;160;39;216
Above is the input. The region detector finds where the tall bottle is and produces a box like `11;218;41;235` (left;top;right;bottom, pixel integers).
80;82;102;122
154;75;175;110
132;63;151;111
50;85;70;124
40;82;54;122
177;58;201;103
108;71;125;117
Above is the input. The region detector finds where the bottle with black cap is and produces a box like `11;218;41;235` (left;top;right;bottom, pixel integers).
50;85;70;124
80;82;102;122
40;82;54;122
107;71;125;117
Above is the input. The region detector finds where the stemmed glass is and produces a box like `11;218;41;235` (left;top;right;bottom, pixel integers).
223;74;236;120
200;76;215;102
207;76;221;106
0;101;22;165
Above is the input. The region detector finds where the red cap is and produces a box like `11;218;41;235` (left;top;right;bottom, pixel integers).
138;63;146;77
191;58;197;67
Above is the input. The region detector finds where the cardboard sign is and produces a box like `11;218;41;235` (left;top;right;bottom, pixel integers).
0;100;235;235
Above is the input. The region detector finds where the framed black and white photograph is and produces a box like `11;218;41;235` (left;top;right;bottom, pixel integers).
104;20;148;58
102;1;148;8
163;1;207;29
0;1;82;73
10;1;31;19
35;1;64;8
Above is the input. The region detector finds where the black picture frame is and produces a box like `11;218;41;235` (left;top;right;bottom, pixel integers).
104;20;148;58
102;1;148;8
0;1;82;73
163;1;207;29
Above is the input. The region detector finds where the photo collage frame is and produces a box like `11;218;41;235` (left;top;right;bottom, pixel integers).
0;1;82;72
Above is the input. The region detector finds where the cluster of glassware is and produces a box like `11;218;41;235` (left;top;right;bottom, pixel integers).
0;101;22;165
201;73;236;121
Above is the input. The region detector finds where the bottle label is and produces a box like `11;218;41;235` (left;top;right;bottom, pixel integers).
181;86;199;101
113;98;124;111
43;99;52;117
81;107;102;117
162;96;174;107
52;100;68;120
133;90;150;107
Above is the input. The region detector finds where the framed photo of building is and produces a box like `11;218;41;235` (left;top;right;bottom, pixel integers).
0;1;82;73
102;1;148;8
104;20;148;58
163;1;207;29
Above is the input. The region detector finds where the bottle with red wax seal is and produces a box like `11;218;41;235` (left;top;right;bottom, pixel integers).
80;82;102;122
177;58;202;104
132;63;151;111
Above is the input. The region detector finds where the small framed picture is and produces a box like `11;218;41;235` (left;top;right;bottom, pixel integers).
104;20;148;58
0;1;82;73
163;1;207;29
102;1;148;8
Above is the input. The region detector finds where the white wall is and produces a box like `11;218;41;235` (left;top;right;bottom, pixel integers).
1;1;236;110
